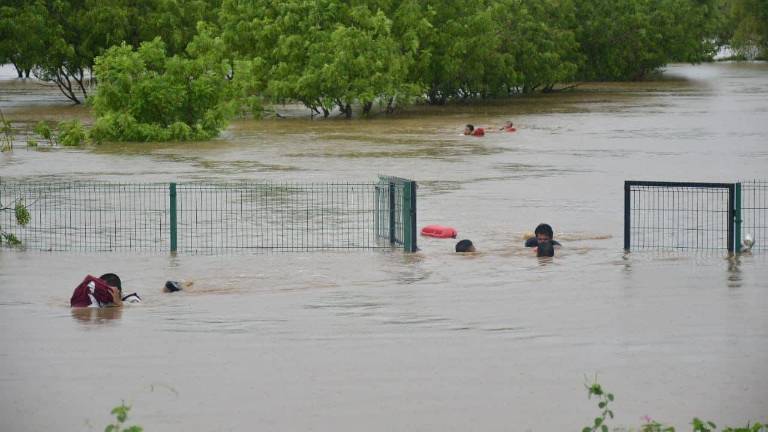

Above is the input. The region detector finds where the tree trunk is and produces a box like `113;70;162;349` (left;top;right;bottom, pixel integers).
344;103;352;119
385;96;395;114
362;101;373;116
54;69;82;104
13;64;23;78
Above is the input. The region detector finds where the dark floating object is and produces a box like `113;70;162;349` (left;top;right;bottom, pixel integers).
165;280;182;292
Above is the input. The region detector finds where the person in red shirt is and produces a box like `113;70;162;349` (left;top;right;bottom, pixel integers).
463;124;485;136
500;121;516;132
70;273;141;308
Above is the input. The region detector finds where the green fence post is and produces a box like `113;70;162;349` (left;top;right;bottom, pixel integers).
388;182;396;245
402;180;417;252
624;181;631;251
734;182;742;253
169;182;177;253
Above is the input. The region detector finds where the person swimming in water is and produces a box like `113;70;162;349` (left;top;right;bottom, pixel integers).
455;239;476;253
524;223;561;248
70;273;141;308
500;121;516;132
463;124;485;137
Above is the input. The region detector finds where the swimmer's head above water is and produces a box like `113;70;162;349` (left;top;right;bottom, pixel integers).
455;239;476;253
99;273;122;293
534;223;554;243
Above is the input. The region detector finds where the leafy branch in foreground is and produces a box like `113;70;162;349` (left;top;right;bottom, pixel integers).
0;199;30;246
583;377;615;432
105;402;143;432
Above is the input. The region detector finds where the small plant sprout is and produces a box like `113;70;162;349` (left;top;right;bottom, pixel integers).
105;402;143;432
582;377;615;432
692;418;718;432
642;415;676;432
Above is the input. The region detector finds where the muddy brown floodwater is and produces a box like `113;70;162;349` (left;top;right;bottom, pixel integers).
1;62;767;432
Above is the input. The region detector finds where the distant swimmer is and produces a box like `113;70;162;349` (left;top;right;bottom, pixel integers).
500;121;516;132
70;273;141;308
524;223;561;248
463;124;485;137
455;239;477;253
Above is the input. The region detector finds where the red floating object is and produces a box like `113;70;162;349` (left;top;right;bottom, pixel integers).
421;225;458;238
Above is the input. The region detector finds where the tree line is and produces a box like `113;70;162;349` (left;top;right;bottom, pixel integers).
0;0;764;141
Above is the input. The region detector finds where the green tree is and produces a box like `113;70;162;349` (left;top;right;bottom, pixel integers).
90;28;234;142
495;0;582;94
574;0;720;81
728;0;768;57
221;0;418;117
0;1;50;78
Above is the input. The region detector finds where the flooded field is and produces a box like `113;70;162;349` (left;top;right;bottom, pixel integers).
1;62;767;431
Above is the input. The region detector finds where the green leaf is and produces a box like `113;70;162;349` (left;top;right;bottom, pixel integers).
607;393;614;401
601;425;608;432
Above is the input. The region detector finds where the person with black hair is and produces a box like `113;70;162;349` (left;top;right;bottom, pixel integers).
455;239;476;253
463;124;485;137
101;273;142;305
524;223;561;248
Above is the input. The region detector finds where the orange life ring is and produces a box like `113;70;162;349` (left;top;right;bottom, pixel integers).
421;225;458;238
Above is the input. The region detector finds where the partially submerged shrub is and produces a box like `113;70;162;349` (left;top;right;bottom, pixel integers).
33;121;56;145
58;119;86;146
91;26;234;142
0;110;13;151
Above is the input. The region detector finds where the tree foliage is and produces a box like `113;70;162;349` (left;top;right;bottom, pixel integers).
0;0;220;103
0;0;753;133
90;28;234;142
574;0;720;81
728;0;768;57
220;0;420;117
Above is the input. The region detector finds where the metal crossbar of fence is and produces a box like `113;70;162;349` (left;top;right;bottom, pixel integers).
0;178;418;253
624;180;767;253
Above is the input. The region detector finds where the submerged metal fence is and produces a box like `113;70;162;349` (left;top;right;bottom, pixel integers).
624;180;766;252
741;180;767;251
0;177;417;253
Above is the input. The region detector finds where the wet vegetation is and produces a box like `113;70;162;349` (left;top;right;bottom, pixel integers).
105;402;143;432
0;0;766;141
582;379;767;432
0;194;30;246
99;381;766;432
